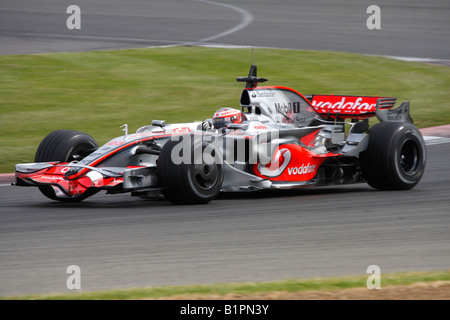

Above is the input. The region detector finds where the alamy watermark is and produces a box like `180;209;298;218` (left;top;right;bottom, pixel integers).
66;5;81;30
65;5;381;31
366;265;381;289
366;5;381;30
64;265;381;291
66;264;81;290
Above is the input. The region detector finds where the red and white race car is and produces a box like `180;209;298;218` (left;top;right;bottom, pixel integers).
15;64;427;204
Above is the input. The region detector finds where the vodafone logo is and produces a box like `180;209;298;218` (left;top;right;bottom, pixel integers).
287;163;316;176
213;109;239;118
311;96;379;113
108;140;126;146
257;148;291;177
253;125;267;130
172;127;192;133
61;167;70;173
36;175;63;181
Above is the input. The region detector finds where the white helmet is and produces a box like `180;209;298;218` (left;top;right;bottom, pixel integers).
212;107;246;129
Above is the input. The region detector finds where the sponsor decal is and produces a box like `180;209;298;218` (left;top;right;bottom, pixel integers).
253;125;267;130
385;107;408;121
172;127;192;133
213;109;240;118
29;175;65;184
287;163;316;176
311;96;381;114
107;140;126;146
293;116;307;125
274;102;301;114
257;148;291;177
252;90;276;98
61;167;70;174
37;175;63;181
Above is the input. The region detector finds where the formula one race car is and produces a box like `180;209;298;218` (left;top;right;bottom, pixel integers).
14;64;427;204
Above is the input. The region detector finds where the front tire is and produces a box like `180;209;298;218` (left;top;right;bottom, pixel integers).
34;129;99;202
157;136;224;204
360;122;426;190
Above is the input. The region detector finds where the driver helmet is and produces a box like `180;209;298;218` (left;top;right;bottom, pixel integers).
212;107;246;129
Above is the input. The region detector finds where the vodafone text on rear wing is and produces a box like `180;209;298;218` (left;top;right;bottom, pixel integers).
309;95;398;120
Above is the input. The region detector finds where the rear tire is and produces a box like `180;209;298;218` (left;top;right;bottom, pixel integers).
360;122;426;190
157;136;224;204
34;130;99;201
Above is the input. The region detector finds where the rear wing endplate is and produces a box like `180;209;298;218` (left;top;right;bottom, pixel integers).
375;98;413;124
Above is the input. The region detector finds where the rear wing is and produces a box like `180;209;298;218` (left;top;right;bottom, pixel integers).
308;94;413;123
308;95;395;120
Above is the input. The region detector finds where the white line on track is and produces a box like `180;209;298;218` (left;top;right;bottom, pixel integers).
0;1;254;51
0;32;190;45
384;56;450;64
423;136;450;146
194;0;254;42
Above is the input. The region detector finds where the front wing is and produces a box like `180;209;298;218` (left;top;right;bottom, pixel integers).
15;162;125;198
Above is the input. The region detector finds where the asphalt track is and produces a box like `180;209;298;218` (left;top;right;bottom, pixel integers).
0;0;449;297
0;0;449;59
0;140;449;296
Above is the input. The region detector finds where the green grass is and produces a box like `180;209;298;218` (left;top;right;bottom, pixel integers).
1;46;449;172
3;270;449;300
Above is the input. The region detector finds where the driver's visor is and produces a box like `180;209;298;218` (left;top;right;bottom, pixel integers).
212;116;234;129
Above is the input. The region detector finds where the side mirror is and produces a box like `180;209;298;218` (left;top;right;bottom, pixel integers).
151;120;166;128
